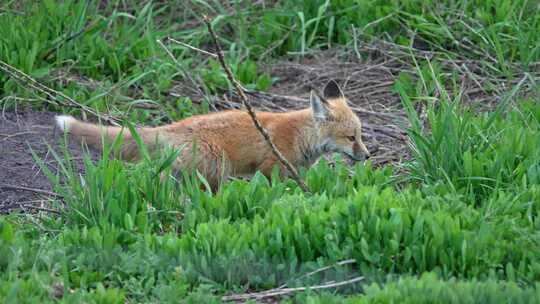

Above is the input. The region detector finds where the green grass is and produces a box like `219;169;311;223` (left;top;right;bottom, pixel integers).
1;0;540;303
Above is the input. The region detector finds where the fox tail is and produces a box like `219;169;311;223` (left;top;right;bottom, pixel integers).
55;115;160;160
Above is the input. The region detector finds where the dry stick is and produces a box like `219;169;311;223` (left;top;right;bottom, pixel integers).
222;276;364;302
18;203;61;215
277;258;356;289
0;60;120;126
0;131;37;141
203;15;311;193
156;39;216;111
168;37;218;58
0;184;61;197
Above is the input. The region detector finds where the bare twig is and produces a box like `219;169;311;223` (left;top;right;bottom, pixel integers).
168;37;218;58
0;131;37;141
18;203;61;215
203;15;311;193
0;60;120;126
157;39;217;111
0;184;61;197
278;258;357;289
222;275;364;302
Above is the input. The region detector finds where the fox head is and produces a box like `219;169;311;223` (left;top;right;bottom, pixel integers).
310;80;370;161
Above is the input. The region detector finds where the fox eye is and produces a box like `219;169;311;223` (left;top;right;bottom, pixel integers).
347;135;356;142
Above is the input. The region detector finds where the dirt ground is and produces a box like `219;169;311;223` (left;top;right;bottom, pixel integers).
0;108;99;214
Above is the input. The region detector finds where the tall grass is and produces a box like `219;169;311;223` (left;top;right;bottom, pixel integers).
395;58;537;202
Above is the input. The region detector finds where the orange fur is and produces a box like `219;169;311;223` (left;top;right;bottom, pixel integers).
55;81;370;190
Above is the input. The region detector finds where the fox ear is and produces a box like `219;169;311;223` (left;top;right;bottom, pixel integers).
310;90;330;122
323;80;344;99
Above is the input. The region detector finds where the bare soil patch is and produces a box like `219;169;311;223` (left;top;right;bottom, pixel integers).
0;108;98;214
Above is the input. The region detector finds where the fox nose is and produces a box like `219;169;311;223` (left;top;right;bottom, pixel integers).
356;141;370;157
364;145;378;160
360;152;370;161
352;141;373;161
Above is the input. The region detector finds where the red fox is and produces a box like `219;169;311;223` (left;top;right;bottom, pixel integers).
55;80;370;189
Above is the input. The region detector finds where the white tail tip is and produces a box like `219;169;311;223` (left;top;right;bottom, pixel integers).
55;115;76;132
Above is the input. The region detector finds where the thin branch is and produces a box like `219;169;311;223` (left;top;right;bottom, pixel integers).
203;15;311;193
0;131;37;141
278;258;357;289
167;37;218;58
0;60;120;126
18;203;61;215
0;184;61;197
222;275;364;302
156;39;216;110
